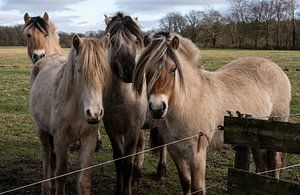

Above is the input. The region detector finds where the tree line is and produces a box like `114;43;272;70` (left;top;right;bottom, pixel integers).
0;0;299;49
159;0;300;49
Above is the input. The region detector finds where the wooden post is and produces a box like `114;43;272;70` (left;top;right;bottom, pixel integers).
233;146;250;171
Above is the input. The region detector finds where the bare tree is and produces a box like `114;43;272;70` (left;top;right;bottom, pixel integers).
184;10;203;43
159;12;187;33
227;0;250;48
201;8;225;47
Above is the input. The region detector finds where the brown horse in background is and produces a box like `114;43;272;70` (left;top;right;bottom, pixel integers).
22;12;63;86
30;34;110;195
22;12;62;63
133;32;291;194
103;12;148;195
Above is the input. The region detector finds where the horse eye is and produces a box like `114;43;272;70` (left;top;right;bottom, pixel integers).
170;66;177;74
45;34;49;38
77;69;80;73
27;34;31;38
135;40;139;45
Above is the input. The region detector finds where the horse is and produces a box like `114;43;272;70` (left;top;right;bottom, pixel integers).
133;31;291;194
22;12;63;86
103;12;148;194
30;34;110;195
22;12;62;63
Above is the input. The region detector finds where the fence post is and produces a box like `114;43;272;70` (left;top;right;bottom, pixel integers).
233;146;250;171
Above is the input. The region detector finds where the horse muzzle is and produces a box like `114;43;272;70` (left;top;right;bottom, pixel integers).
148;101;167;119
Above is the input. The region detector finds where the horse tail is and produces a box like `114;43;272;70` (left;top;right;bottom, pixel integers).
150;127;161;156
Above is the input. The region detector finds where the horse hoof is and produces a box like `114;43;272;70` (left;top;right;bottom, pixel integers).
132;167;141;185
156;164;167;180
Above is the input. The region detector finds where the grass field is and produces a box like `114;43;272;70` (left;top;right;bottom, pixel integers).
0;47;300;194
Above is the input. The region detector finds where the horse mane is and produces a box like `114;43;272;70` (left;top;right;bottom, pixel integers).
55;37;109;105
133;31;188;95
22;16;49;35
105;12;143;51
22;15;62;55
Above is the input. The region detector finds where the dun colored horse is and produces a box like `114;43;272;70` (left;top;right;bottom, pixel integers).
133;32;291;194
30;34;110;194
103;12;148;195
22;12;62;63
22;12;63;86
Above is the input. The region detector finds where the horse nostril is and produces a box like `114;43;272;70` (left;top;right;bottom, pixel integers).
161;102;167;111
86;109;92;118
149;102;154;112
41;53;45;58
33;53;38;60
99;109;104;118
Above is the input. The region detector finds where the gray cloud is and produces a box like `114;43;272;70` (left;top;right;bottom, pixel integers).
1;0;86;13
116;0;227;13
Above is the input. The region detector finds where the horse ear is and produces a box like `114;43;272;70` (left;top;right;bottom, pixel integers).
104;15;112;25
104;33;110;48
171;36;179;50
144;35;151;47
43;12;49;22
24;13;30;23
72;34;82;53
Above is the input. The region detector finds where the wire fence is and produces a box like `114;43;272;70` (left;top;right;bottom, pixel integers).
1;113;300;194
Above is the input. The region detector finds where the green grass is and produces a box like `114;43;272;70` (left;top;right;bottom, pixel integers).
0;47;300;194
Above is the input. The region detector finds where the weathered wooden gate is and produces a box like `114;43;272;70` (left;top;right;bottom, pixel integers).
224;116;300;194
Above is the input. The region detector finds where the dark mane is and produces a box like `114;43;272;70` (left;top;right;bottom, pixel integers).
133;31;184;95
105;12;143;49
22;16;49;35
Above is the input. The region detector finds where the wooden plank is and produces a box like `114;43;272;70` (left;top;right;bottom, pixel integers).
228;168;300;195
224;116;300;154
233;146;250;171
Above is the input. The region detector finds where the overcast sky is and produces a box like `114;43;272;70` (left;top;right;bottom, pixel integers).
0;0;227;33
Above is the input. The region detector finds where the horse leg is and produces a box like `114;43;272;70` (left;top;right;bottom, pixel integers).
174;158;191;195
77;131;98;195
168;146;191;194
133;130;145;185
251;148;268;173
95;128;103;152
157;136;167;180
107;132;124;194
54;136;68;195
39;130;53;195
267;151;284;178
190;148;207;195
122;131;140;195
266;113;288;178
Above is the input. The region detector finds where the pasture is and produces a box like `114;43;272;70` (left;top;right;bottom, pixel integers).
1;47;300;194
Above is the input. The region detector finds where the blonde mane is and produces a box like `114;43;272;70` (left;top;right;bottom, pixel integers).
133;32;202;95
55;37;109;105
22;15;62;55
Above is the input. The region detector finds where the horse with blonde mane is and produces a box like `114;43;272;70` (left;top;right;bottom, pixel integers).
133;31;291;194
30;34;110;194
22;12;63;86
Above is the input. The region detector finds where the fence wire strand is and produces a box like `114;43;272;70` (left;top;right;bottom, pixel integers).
1;113;300;194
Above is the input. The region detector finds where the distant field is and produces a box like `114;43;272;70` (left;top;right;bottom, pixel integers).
0;47;300;194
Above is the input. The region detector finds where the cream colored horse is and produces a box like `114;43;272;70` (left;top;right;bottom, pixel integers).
30;34;110;195
133;32;291;194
